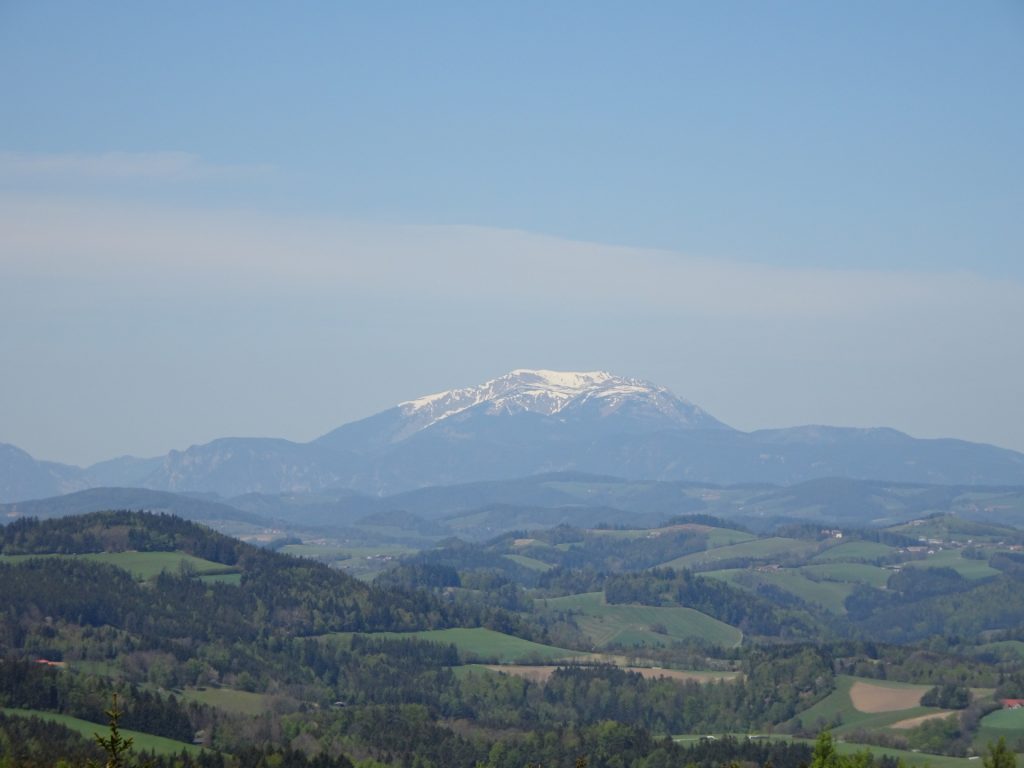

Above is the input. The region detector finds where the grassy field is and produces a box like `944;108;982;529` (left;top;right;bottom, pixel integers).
539;591;742;648
660;537;819;570
789;676;936;735
0;707;203;756
888;515;1023;544
179;687;277;716
901;548;995;581
324;627;590;663
976;708;1024;750
503;554;554;571
800;562;892;589
899;550;1000;580
0;551;236;580
830;739;984;768
705;568;854;614
671;734;980;768
811;542;898;563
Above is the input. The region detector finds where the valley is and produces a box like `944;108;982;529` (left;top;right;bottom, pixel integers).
2;503;1024;767
2;374;1024;767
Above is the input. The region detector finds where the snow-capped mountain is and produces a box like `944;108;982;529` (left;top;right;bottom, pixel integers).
391;369;729;441
3;369;1024;501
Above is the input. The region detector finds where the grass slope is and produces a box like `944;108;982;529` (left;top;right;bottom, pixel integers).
660;538;819;570
179;687;277;716
705;568;854;614
540;592;742;648
0;551;236;580
789;676;935;735
1;707;203;756
672;734;980;768
800;563;892;589
977;708;1024;750
899;550;1000;580
325;628;589;663
830;739;983;768
812;542;898;563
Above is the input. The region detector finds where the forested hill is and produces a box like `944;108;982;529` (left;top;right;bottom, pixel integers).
0;510;476;642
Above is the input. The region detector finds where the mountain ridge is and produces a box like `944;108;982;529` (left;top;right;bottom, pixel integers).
3;368;1024;501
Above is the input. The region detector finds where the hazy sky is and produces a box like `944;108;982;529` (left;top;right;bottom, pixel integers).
1;2;1022;466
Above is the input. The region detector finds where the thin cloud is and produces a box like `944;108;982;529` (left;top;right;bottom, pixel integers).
0;151;270;182
1;192;1022;462
0;194;1019;322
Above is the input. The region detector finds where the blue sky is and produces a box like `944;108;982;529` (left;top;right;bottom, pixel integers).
1;2;1022;465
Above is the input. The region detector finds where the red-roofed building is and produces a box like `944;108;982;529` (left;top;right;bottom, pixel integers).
1000;699;1024;709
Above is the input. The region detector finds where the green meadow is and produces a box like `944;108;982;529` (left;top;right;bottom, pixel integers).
660;537;820;570
671;734;979;768
812;541;898;563
705;568;855;614
899;550;1000;580
503;553;554;571
179;687;277;717
788;676;936;735
0;707;203;756
800;562;892;589
0;550;237;581
540;591;742;648
976;707;1024;750
325;627;589;663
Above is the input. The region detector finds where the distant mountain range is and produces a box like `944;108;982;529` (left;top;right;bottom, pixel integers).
6;474;1024;542
3;368;1024;502
0;486;271;526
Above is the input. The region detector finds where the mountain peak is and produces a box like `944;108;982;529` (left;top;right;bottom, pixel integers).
505;369;616;388
395;368;729;438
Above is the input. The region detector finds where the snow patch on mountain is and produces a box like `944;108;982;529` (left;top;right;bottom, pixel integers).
395;369;727;439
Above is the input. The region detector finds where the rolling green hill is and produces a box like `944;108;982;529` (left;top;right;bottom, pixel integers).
540;591;742;648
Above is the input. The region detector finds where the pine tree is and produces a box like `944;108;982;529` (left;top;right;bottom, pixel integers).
89;693;150;768
810;731;839;768
984;737;1017;768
